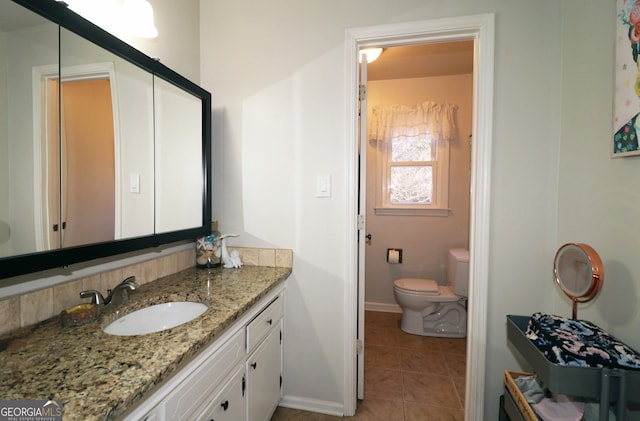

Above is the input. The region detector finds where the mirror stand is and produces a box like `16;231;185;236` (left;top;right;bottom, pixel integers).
553;243;604;319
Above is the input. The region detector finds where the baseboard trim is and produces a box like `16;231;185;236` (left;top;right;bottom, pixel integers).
279;395;345;416
364;301;402;313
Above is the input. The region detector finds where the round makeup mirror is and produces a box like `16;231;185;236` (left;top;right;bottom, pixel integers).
553;243;604;319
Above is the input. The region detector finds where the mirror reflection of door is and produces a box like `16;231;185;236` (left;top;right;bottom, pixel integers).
45;78;62;250
59;78;115;247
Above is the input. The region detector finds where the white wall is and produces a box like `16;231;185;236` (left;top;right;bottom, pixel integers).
365;75;472;307
557;1;640;350
200;1;563;418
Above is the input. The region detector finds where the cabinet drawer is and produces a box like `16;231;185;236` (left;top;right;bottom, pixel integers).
164;329;245;420
246;296;283;352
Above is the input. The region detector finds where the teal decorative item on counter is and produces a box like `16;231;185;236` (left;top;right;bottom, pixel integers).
196;220;222;268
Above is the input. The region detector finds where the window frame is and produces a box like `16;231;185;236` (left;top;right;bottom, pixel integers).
375;136;450;216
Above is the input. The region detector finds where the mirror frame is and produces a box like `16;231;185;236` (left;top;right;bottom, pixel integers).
553;243;604;319
0;0;212;279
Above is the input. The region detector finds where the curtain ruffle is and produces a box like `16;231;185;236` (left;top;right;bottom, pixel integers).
368;101;458;143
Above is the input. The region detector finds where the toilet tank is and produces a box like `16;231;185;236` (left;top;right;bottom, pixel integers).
448;248;469;297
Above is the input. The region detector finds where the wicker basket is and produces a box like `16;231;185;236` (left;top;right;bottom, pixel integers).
504;370;540;421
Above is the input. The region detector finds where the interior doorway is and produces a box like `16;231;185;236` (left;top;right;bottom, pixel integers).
358;38;473;404
361;42;474;312
34;62;121;251
345;15;495;420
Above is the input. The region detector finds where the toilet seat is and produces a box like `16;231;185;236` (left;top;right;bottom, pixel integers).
394;278;461;302
394;278;440;295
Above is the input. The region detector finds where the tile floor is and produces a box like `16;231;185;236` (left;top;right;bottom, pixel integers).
271;310;467;420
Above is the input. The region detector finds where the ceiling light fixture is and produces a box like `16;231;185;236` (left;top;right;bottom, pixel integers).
123;0;158;39
61;0;158;39
360;48;383;63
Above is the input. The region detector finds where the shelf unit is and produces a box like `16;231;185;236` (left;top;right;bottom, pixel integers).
506;315;640;421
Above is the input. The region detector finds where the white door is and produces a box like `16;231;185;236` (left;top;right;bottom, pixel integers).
356;51;369;400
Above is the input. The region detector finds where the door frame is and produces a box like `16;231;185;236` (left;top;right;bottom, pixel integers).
33;62;121;250
344;14;495;419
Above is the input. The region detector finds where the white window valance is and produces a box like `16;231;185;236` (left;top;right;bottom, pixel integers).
368;101;458;143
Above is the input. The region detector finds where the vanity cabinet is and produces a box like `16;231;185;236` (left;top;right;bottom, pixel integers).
128;285;284;421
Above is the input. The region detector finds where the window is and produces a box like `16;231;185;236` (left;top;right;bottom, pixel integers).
369;102;456;216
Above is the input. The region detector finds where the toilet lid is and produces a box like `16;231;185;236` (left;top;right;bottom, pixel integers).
394;278;441;295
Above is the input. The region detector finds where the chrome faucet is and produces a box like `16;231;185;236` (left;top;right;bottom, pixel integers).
79;289;106;305
79;276;139;306
105;276;138;306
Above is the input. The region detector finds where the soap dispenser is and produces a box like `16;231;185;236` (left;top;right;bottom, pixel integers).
196;220;222;268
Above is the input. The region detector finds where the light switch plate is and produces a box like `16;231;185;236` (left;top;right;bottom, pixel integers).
130;173;140;193
316;174;331;198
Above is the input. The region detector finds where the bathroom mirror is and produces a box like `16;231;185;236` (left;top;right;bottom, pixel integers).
0;0;211;279
553;243;604;319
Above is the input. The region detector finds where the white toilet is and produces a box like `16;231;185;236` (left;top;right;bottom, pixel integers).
393;248;469;338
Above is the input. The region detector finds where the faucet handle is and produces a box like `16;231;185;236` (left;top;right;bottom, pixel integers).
105;276;138;306
79;290;106;305
122;276;138;287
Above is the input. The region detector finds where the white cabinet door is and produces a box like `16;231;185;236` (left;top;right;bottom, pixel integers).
246;325;282;421
197;366;246;421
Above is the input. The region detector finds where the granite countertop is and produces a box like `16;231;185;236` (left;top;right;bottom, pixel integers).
0;265;291;420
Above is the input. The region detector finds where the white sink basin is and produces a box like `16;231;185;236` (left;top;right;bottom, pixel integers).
103;301;208;336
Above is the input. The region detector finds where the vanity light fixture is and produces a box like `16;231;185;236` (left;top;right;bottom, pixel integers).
123;0;158;39
60;0;158;39
360;47;383;63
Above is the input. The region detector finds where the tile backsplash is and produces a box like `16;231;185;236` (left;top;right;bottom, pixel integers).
0;247;292;336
